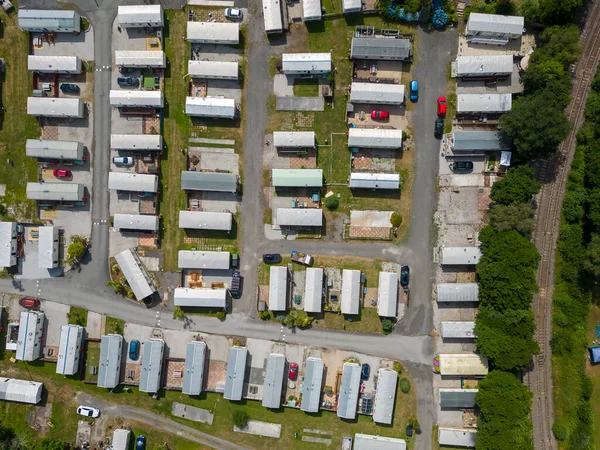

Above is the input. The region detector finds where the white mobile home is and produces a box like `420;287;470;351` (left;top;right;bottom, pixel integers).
26;182;85;202
269;266;288;311
282;53;332;74
337;362;361;419
38;226;59;269
224;346;247;401
56;325;84;375
273;131;315;148
454;55;513;78
438;427;477;448
349;173;401;190
27;98;84;118
97;334;123;389
178;250;230;270
377;272;398;317
451;131;511;152
304;267;324;313
18;9;81;33
441;321;477;339
302;0;322;21
16;312;45;362
350;82;405;105
113;214;159;232
457;93;512;114
187;22;239;44
262;0;283;34
139;339;164;394
301;357;324;412
439;388;478;409
118;5;164;28
438;354;489;377
114;249;156;301
276;208;323;227
108;172;158;193
0;378;43;405
0;222;18;268
341;269;361;315
109;90;164;108
466;13;524;45
173;288;227;308
178;211;233;231
182;341;207;396
28;55;81;74
372;368;398;424
437;283;479;303
181;171;238;192
354;434;406;450
440;247;482;265
114;51;166;69
185;97;236;119
110;134;163;151
343;0;361;13
262;353;286;408
187;60;239;80
350;37;412;61
111;430;131;450
26;139;84;161
272;169;323;188
348;128;403;149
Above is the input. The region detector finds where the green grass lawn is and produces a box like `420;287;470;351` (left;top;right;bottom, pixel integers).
84;341;101;382
67;306;88;327
0;9;42;222
105;316;125;335
293;78;319;97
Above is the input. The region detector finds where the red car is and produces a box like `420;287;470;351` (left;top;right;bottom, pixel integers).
19;297;39;309
289;363;299;380
53;168;72;179
437;97;447;116
371;110;389;120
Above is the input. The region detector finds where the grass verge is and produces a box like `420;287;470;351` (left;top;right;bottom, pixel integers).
67;306;88;327
105;316;125;335
293;78;319;97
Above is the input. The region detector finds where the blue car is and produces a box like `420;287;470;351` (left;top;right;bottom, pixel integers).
136;435;146;450
409;80;419;102
129;339;140;361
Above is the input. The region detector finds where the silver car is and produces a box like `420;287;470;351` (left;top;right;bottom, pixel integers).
225;8;243;20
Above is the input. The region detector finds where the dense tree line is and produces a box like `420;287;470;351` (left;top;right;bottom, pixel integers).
550;69;600;449
463;0;583;25
0;423;71;450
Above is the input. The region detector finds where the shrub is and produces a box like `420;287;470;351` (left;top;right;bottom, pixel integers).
216;311;226;320
232;409;249;428
390;213;402;228
399;377;411;393
393;361;404;374
552;422;569;441
173;307;184;320
325;196;339;210
381;318;394;334
258;310;271;320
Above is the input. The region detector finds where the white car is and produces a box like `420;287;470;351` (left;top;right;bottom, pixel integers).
225;8;243;20
77;405;100;418
113;156;134;166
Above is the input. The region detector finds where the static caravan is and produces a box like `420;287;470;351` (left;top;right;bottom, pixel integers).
28;55;81;74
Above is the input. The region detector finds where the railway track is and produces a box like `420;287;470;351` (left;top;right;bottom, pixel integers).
529;2;600;449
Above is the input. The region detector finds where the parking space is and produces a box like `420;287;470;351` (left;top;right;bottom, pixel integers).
457;34;535;57
32;30;94;61
18;226;63;279
347;103;407;130
353;60;403;83
40;301;69;347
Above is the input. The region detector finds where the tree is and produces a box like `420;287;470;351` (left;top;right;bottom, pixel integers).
408;415;420;430
532;25;581;69
584;92;600;122
519;0;540;23
36;439;72;450
475;306;540;370
491;166;541;205
390;212;402;228
584;234;600;277
539;0;583;25
66;241;85;264
173;306;185;320
325;196;339;210
475;371;533;450
106;280;126;295
232;408;249;428
488;203;536;237
522;60;569;97
381;318;394;334
552;422;569;441
500;89;570;160
479;227;540;269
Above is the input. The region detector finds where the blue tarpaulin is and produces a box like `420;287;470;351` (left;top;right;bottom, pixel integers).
595;325;600;338
588;346;600;364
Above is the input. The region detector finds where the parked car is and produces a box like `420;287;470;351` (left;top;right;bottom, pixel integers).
136;435;146;450
19;297;39;309
262;254;282;264
117;76;139;87
53;168;72;179
406;422;413;437
224;7;243;20
361;363;370;381
409;80;419;102
434;118;444;138
113;156;134;166
452;160;474;171
289;362;299;380
129;340;140;361
400;265;410;287
77;406;100;418
437;96;447;116
60;83;79;94
231;270;242;299
371;110;389;120
119;66;137;74
231;253;239;269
